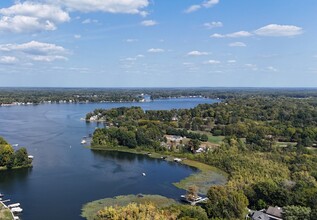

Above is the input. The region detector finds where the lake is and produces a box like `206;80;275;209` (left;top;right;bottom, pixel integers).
0;98;219;220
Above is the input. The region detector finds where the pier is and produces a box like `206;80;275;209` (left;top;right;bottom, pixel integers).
0;194;22;220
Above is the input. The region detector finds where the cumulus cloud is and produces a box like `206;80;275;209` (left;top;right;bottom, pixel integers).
74;34;81;39
211;24;303;39
254;24;303;37
140;20;157;26
184;5;201;13
49;0;149;15
204;59;220;64
82;18;98;24
245;63;258;71
211;31;253;38
0;2;69;33
227;60;236;63
185;0;219;13
229;42;247;47
0;41;68;62
187;51;209;56
267;66;278;72
147;48;164;53
203;21;223;29
0;56;18;64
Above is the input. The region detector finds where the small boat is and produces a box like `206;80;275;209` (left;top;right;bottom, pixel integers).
28;155;34;160
142;173;146;176
12;144;19;147
0;193;4;197
14;216;20;220
11;207;23;213
81;140;87;144
8;203;20;208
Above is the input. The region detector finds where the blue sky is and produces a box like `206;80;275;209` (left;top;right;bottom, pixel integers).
0;0;316;87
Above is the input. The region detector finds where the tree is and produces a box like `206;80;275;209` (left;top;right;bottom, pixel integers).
186;185;199;202
205;185;249;219
283;205;311;220
0;144;14;168
14;148;29;167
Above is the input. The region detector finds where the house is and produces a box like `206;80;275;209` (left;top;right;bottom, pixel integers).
251;211;270;220
266;206;283;220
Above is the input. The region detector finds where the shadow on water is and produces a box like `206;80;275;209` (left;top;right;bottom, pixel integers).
0;168;32;189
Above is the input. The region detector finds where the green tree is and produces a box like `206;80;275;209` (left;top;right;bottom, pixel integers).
283;205;311;220
205;185;249;219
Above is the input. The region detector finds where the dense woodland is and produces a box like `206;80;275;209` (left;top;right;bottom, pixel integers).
88;94;317;219
0;137;32;170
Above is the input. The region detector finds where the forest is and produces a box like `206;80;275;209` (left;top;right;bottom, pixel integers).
88;94;317;219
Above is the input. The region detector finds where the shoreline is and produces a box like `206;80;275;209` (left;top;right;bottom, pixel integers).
91;146;228;195
0;201;14;220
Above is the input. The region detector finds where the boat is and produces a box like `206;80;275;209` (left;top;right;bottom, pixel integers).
12;144;19;147
8;203;20;208
0;193;4;197
11;207;23;213
28;155;34;160
142;173;146;176
81;139;87;144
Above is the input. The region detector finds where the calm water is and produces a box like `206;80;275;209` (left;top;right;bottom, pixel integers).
0;98;218;220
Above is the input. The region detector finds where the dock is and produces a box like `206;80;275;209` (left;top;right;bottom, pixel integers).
0;194;22;220
180;195;208;205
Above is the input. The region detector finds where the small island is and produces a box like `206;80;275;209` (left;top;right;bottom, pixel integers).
0;137;32;171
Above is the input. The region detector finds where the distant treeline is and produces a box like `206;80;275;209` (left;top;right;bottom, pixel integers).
2;87;317;104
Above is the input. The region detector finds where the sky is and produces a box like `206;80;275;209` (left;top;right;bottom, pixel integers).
0;0;316;87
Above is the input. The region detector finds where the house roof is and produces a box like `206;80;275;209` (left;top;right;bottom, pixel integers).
266;206;283;218
251;211;270;220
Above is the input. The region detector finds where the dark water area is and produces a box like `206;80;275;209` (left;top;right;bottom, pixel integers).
0;98;219;220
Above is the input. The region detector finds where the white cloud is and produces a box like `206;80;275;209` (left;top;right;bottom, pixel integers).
204;59;220;64
203;21;223;29
0;41;68;62
187;51;209;56
254;24;303;37
245;63;258;71
147;48;164;53
125;39;138;43
210;33;225;38
0;56;18;64
227;31;253;38
267;66;278;72
211;31;252;38
30;55;68;62
203;0;220;8
229;42;247;47
227;60;236;63
140;20;157;26
184;5;201;13
49;0;149;15
82;18;98;24
185;0;219;13
0;2;69;33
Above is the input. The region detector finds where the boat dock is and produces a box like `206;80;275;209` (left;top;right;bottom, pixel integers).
0;194;22;220
180;195;208;205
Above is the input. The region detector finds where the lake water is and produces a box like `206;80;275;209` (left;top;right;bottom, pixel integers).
0;98;219;220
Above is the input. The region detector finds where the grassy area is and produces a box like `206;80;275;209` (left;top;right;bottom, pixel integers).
81;194;176;220
91;146;227;195
188;130;224;144
174;159;227;195
0;202;13;220
275;141;297;148
0;164;33;171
